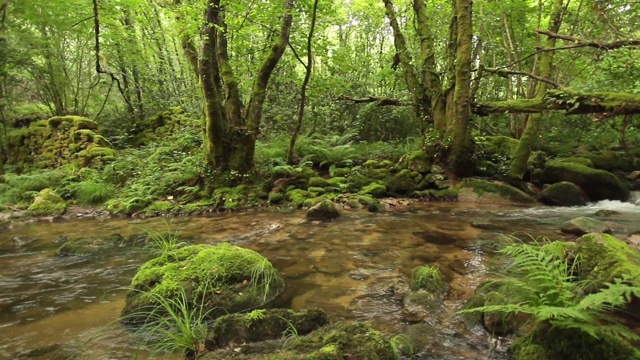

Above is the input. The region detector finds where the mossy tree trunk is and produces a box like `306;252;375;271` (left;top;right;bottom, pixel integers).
507;0;564;180
199;0;294;175
383;0;474;181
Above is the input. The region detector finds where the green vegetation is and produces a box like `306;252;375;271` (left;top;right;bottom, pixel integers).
459;239;640;358
410;265;443;292
389;333;414;360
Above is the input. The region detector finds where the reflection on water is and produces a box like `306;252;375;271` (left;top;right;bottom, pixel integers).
0;197;637;359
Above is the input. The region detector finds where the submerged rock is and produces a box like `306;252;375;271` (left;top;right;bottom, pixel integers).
56;233;126;256
121;243;285;322
560;217;612;235
207;308;328;348
305;200;340;221
457;178;534;204
200;321;393;360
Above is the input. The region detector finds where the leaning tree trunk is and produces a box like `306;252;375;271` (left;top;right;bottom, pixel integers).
199;0;294;176
507;0;564;180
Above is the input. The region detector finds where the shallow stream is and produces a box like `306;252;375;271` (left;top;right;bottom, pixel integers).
1;196;639;359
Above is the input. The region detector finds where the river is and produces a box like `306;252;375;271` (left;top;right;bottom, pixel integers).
1;196;639;359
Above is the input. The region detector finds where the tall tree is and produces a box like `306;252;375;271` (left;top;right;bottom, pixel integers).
383;0;474;180
199;0;294;175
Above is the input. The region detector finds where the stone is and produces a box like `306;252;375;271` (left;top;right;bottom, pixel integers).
121;243;285;322
358;182;387;198
575;233;640;287
27;188;66;216
457;179;534;204
541;161;630;201
560;217;612;235
539;181;588;206
306;200;340;221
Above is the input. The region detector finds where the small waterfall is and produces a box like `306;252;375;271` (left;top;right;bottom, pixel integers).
630;191;640;206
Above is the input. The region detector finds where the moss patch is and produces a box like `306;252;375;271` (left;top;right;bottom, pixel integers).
542;161;630;201
26;188;67;216
121;243;285;322
575;233;640;287
458;178;534;204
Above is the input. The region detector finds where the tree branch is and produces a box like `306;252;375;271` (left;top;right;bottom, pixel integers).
481;66;561;88
337;94;404;106
536;29;640;51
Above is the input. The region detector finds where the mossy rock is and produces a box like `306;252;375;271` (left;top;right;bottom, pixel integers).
26;188;67;216
207;308;329;348
86;145;116;158
71;117;99;130
331;168;351;177
541;161;629;201
574;233;640;288
200;321;393;360
121;243;285;322
406;150;432;173
510;327;640;360
345;173;375;193
560;217;612;235
268;192;284;204
306;200;340;221
386;169;417;195
457;179;534;204
106;197;152;215
56;234;126;256
539;182;588;206
358;182;387;198
558;156;593;168
307;177;330;189
307;186;327;195
286;189;312;208
363;159;381;168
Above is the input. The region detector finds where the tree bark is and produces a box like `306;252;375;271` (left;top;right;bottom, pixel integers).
508;0;564;180
199;0;294;176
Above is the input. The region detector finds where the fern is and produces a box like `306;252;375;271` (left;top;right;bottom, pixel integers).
459;240;640;343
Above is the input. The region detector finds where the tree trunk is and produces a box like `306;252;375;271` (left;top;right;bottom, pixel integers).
507;0;564;180
199;0;294;177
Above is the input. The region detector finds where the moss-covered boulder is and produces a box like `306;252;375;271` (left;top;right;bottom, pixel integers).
541;161;630;201
406;150;432;173
207;308;329;348
386;169;417;195
457;179;534;204
539;182;588;206
561;217;612;235
574;233;640;287
306;200;340;221
121;243;285;322
358;182;387;198
200;322;393;360
26;188;67;216
509;327;640;360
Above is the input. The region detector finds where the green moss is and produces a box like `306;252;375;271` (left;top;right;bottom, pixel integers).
575;233;640;288
286;189;312;207
121;243;285;322
106;197;152;215
358;182;387;198
56;234;126;256
26;188;66;216
363;159;380;168
345;173;375;192
208;308;328;348
268;192;284;204
406;150;431;173
558;156;593;168
307;186;327;195
144;201;175;213
307;177;330;188
542;160;630;201
386;169;417;195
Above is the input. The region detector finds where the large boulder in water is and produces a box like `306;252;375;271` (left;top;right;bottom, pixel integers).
457;178;535;204
575;233;640;287
541;161;630;201
539;182;588;206
121;243;284;322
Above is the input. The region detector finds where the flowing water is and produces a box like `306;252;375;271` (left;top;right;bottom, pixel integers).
1;195;639;360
